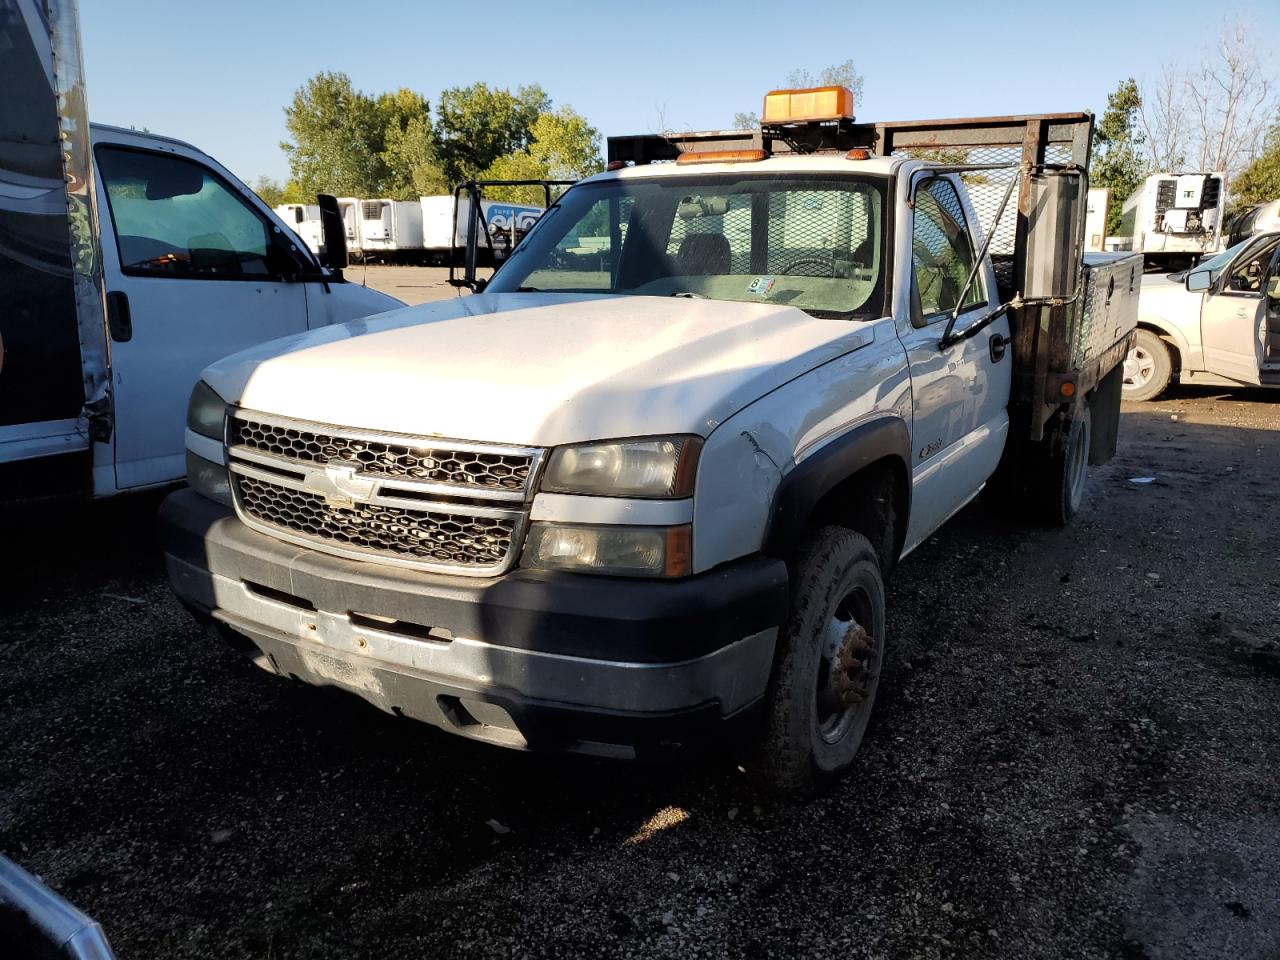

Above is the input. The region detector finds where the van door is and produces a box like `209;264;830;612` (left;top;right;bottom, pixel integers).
899;176;1010;550
94;142;310;490
1200;238;1276;385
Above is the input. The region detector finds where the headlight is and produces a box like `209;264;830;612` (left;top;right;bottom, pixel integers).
186;380;227;441
522;522;691;577
541;437;702;498
186;450;232;506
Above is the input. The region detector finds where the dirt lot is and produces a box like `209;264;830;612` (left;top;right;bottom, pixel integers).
2;389;1277;959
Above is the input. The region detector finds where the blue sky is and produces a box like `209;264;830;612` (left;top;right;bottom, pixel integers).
81;0;1279;185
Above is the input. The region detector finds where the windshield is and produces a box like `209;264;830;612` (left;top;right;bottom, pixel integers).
487;172;888;319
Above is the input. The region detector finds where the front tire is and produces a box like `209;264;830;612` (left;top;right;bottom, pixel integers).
1123;329;1173;401
756;528;886;795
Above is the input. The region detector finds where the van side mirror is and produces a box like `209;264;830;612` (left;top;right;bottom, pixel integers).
1185;269;1211;292
316;194;348;273
1023;171;1083;301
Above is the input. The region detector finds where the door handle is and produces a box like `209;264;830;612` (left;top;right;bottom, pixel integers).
107;291;132;342
989;332;1008;362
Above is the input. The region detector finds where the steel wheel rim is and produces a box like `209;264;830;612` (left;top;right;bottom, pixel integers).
1123;346;1155;389
814;587;881;745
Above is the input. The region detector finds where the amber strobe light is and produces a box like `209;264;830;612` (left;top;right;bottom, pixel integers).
675;149;768;166
762;85;856;124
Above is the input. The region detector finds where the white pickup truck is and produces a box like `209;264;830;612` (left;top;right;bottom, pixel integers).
1124;231;1280;400
160;94;1138;791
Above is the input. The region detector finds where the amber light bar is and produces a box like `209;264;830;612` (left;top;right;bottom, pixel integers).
762;85;856;125
675;149;768;166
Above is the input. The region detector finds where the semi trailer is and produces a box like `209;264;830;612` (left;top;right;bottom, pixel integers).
1119;171;1226;268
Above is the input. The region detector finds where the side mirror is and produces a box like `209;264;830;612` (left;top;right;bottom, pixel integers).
1023;171;1084;301
1185;269;1211;292
316;194;348;273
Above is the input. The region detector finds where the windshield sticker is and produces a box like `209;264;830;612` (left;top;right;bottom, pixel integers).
746;275;776;296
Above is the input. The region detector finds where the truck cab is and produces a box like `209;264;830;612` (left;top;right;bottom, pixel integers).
1125;231;1280;400
159;92;1136;791
1;67;403;501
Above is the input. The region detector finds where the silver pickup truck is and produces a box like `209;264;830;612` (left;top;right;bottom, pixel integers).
1125;231;1280;399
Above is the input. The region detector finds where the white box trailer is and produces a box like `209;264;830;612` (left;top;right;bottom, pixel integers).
419;196;546;264
358;198;423;260
273;203;323;255
336;196;362;256
1118;172;1225;266
1084;187;1109;253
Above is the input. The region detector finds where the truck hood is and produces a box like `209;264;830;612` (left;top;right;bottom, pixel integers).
202;292;876;447
1138;271;1199;322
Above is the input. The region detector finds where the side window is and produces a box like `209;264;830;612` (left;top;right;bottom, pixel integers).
97;147;278;278
1225;238;1280;293
911;178;985;323
521;195;632;291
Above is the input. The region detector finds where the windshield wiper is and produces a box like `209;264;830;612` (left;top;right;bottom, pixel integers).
516;285;541;292
670;291;708;299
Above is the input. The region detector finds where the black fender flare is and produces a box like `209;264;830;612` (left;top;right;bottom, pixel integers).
763;416;912;559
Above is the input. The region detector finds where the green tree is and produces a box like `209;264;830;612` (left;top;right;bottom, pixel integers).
251;176;289;207
433;83;550;185
1092;78;1148;236
733;60;865;129
1231;117;1280;207
479;107;602;204
376;89;447;198
282;72;393;198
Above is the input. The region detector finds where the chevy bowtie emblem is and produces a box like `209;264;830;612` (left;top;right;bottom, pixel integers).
302;460;376;507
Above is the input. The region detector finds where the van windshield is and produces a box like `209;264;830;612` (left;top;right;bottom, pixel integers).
487;172;888;320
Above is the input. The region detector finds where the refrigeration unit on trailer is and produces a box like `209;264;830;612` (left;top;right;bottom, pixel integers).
358;199;423;261
273;203;323;255
1119;172;1225;267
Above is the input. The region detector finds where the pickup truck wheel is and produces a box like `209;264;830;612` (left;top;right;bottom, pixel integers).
1041;404;1092;526
756;527;886;795
1122;329;1172;401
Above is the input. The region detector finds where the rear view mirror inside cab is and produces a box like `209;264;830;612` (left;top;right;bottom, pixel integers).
677;196;730;220
1185;269;1211;292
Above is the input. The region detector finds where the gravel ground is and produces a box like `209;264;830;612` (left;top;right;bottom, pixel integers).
1;389;1277;959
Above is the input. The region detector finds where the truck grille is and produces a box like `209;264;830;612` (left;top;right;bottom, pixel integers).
231;416;533;492
236;476;518;570
226;411;542;577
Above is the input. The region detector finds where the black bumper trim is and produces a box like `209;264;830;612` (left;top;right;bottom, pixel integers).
159;489;789;665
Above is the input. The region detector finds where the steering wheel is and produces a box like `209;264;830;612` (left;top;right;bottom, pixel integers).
777;255;834;277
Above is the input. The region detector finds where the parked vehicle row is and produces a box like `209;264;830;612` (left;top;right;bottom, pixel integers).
273;195;545;266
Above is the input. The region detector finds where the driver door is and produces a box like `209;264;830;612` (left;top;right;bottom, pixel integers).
1200;238;1277;385
899;176;1011;550
94;140;309;490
